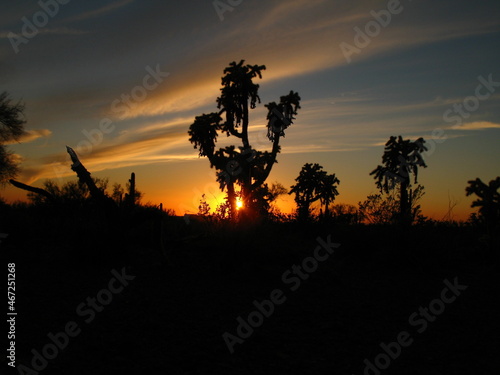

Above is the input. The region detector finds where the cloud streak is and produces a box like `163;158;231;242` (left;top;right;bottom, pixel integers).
452;121;500;131
0;28;88;39
64;0;134;22
4;129;52;145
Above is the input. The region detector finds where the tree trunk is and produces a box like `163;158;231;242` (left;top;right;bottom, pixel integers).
66;146;115;209
400;180;410;225
324;199;330;218
227;182;237;219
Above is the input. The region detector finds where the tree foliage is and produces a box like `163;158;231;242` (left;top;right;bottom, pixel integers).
0;92;27;185
252;182;288;218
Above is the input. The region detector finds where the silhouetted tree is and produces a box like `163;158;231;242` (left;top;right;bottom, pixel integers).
370;136;427;225
0;92;27;185
466;176;500;234
188;60;300;220
252;182;288;218
289;163;323;220
290;163;340;221
214;197;232;221
198;194;211;216
111;183;125;204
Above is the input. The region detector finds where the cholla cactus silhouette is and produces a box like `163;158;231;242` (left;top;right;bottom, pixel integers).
289;163;340;221
370;136;427;225
466;176;500;234
188;60;300;219
319;172;341;218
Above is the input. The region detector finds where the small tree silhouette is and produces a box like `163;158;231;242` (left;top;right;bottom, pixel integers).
0;92;27;185
289;163;340;221
252;182;288;219
358;193;398;225
197;194;211;216
370;136;427;225
188;60;300;220
112;183;125;205
466;176;500;234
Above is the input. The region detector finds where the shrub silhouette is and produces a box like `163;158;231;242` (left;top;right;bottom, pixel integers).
358;185;425;225
0;92;27;185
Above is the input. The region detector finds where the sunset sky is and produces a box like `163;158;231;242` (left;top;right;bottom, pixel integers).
1;0;499;220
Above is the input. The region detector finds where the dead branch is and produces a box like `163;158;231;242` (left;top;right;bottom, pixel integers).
9;179;55;202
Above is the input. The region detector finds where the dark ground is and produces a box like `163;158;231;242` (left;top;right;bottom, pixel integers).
2;214;499;375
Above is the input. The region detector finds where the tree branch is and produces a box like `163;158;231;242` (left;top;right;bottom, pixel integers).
251;135;280;189
9;179;55;202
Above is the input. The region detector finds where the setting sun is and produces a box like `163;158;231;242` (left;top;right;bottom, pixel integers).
236;198;243;210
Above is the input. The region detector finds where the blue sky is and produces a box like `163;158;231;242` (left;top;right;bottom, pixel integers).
1;0;499;219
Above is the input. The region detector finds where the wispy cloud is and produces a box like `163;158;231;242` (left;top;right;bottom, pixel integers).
0;28;88;38
13;0;496;130
111;3;499;122
18;125;192;183
39;27;89;36
65;0;134;22
452;121;500;131
282;144;364;154
4;129;52;145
